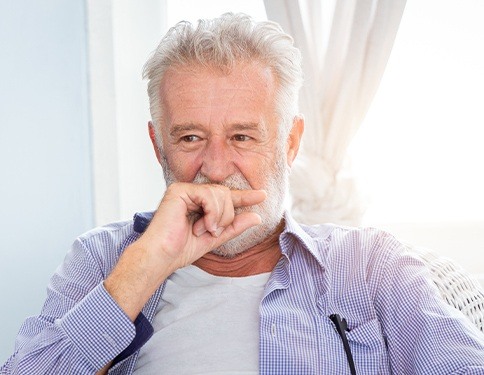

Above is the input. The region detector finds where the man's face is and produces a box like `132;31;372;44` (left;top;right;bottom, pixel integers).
151;62;297;256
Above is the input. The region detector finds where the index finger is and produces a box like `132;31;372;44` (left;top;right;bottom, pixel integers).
230;189;267;208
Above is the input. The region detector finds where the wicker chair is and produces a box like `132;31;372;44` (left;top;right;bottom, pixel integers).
406;243;484;332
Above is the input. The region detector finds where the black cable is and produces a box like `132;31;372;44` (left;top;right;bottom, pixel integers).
329;314;356;375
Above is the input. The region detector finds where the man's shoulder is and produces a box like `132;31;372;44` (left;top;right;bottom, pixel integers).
295;222;410;296
64;218;144;277
77;219;135;243
74;217;141;263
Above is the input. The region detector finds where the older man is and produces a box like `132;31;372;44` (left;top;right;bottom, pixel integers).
2;13;484;375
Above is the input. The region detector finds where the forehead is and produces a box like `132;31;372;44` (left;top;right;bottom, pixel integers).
159;62;278;125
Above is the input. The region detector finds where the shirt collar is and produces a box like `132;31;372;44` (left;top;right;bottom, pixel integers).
280;211;332;268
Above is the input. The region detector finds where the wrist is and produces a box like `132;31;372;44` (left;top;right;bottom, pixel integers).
104;240;175;321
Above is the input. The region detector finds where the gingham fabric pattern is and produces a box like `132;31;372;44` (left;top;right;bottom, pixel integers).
2;212;484;374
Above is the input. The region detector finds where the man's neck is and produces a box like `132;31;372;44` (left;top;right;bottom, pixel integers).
193;222;284;277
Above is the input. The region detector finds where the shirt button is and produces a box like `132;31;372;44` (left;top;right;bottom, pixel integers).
271;323;277;338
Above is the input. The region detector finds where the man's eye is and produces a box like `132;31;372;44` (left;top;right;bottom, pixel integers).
232;134;251;142
181;135;200;143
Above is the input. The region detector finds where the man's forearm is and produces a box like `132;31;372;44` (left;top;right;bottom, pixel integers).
103;239;176;322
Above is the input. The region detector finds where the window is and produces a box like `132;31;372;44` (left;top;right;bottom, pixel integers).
349;0;484;277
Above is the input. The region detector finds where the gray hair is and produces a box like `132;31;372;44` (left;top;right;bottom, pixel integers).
142;12;303;145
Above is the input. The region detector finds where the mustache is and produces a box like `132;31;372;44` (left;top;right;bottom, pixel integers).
192;172;253;191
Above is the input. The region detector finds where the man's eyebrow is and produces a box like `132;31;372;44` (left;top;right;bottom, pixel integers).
169;123;202;137
230;122;264;132
231;122;268;138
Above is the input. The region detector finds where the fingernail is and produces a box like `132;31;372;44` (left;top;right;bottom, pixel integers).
194;227;206;237
213;227;224;237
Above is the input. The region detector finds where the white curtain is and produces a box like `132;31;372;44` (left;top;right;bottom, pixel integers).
264;0;407;225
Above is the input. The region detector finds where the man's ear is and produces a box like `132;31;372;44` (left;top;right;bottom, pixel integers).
148;121;163;165
286;115;304;167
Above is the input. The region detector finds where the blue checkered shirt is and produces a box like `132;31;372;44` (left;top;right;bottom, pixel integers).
2;211;484;374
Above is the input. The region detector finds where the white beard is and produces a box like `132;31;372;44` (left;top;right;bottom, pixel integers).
160;152;289;258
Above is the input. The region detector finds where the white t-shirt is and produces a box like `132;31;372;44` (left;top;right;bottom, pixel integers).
133;265;271;374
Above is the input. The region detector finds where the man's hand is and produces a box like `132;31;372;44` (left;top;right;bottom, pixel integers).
144;183;266;270
104;182;266;321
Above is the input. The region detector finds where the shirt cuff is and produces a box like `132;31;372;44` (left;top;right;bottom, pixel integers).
112;313;154;366
58;282;136;369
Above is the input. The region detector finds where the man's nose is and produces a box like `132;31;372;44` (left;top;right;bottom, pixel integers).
200;138;236;183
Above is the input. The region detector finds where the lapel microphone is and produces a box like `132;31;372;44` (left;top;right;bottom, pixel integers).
329;314;356;375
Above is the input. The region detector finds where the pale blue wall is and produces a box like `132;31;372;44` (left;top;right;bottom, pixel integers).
0;1;93;362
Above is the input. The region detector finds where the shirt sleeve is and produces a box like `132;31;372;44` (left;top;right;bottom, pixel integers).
374;234;484;373
0;237;138;374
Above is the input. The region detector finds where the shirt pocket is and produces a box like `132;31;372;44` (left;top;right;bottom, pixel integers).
345;318;391;374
